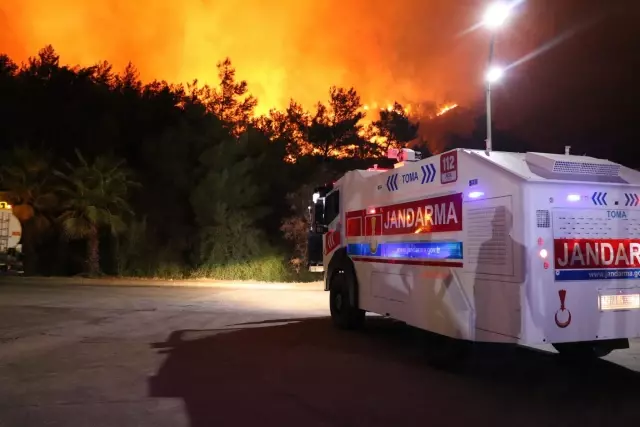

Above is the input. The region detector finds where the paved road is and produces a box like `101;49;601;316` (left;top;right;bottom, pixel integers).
1;282;639;427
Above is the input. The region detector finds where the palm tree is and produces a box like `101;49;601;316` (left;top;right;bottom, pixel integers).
54;150;138;276
0;147;57;275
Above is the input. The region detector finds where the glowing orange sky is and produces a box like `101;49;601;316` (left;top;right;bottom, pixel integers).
1;0;490;114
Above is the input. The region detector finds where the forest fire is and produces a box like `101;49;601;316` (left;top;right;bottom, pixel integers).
437;103;459;116
361;101;458;122
0;0;487;115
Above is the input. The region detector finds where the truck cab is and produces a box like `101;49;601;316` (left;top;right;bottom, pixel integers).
307;183;334;273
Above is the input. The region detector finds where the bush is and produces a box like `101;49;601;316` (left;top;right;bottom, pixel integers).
190;254;288;281
117;246;320;283
189;253;321;282
114;217;187;279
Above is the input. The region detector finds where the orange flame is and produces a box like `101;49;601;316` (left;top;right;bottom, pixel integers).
1;1;485;115
436;103;458;116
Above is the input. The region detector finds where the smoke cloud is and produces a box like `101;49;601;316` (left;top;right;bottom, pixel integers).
0;0;490;114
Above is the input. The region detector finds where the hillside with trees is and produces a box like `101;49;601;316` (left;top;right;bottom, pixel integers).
2;44;635;281
0;46;433;280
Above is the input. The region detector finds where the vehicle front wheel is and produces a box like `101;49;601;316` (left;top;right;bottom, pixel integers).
329;270;365;330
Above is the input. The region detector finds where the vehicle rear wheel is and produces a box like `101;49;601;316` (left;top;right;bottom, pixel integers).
553;342;613;360
329;269;365;330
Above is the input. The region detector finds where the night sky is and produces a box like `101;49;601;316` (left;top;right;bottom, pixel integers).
493;0;639;160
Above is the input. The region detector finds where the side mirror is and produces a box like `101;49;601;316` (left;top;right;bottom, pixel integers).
315;223;328;234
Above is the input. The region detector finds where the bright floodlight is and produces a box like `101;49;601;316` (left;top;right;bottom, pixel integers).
486;66;504;83
483;2;511;29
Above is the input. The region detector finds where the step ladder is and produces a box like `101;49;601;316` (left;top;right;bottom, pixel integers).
0;211;10;253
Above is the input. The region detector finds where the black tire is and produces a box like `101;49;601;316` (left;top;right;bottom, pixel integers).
329;268;365;330
553;342;613;360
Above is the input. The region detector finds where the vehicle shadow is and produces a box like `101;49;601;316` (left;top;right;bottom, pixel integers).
149;316;640;427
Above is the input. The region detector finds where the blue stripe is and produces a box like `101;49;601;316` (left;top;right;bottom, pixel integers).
555;268;640;281
347;241;463;260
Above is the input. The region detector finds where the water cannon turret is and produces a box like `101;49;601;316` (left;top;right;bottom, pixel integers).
387;148;421;167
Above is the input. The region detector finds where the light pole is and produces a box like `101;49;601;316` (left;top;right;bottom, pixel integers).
485;64;504;154
482;1;511;155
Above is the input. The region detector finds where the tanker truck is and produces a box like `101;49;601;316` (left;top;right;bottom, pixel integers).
0;200;23;272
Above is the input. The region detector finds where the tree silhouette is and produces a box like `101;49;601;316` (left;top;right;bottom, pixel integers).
372;102;419;151
24;45;61;80
0;54;17;76
116;62;143;93
189;134;268;265
205;58;257;136
305;86;374;159
54;150;138;276
254;100;312;158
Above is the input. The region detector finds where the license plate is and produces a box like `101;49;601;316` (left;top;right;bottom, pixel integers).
599;294;640;311
309;266;324;273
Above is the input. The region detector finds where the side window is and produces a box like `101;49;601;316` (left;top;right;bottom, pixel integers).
313;200;325;232
324;190;340;225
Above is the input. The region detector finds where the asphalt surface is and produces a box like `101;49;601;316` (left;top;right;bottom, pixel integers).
1;282;640;427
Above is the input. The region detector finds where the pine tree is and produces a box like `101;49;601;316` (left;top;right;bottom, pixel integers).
206;58;257;136
372;102;419;151
189;134;270;265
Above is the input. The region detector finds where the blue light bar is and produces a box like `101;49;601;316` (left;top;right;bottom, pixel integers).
347;241;463;260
